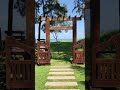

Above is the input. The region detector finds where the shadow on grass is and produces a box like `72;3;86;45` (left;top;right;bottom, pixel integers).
71;65;85;71
79;81;85;85
71;65;85;77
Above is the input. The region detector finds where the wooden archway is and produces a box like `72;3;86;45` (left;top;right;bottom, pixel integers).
37;16;85;64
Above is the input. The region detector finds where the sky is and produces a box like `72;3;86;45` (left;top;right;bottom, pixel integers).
35;0;85;40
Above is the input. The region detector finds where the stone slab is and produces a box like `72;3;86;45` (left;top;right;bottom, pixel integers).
50;69;73;71
49;72;74;75
46;89;79;90
50;66;71;68
47;76;75;79
45;82;78;86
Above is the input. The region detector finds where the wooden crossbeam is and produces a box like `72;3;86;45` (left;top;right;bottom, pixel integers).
50;26;73;30
40;16;81;21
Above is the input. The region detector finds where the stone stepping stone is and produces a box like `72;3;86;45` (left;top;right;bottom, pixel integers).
50;66;71;68
49;72;74;75
46;89;79;90
48;76;75;79
50;69;73;71
45;82;78;86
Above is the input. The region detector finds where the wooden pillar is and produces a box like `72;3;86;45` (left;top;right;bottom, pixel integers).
90;0;100;46
73;17;77;46
46;17;50;46
119;0;120;32
26;0;35;47
0;28;1;41
26;0;35;89
72;17;77;63
90;0;100;88
0;28;1;54
8;0;14;35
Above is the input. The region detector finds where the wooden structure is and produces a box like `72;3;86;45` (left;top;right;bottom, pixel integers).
37;16;85;64
0;28;2;55
73;39;85;63
90;0;120;89
5;0;35;89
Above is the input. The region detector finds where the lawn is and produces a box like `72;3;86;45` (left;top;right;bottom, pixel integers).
35;60;85;90
35;41;85;90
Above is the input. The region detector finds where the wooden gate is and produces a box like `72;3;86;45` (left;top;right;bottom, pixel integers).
37;41;50;64
92;34;120;87
73;39;85;64
90;0;120;88
5;0;35;89
6;36;34;89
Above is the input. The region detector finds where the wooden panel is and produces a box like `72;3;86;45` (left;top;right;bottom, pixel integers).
40;16;81;21
37;51;50;64
6;60;34;89
94;59;120;82
6;36;34;89
50;26;73;30
73;50;85;64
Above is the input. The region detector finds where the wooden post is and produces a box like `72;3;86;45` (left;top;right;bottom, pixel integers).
72;17;77;63
8;0;14;35
0;28;1;41
26;0;35;47
73;17;77;46
26;0;35;89
46;17;50;46
90;0;100;46
90;0;100;88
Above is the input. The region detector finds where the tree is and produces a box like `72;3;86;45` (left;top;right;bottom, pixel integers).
36;0;70;42
12;0;69;42
73;0;85;18
35;0;68;21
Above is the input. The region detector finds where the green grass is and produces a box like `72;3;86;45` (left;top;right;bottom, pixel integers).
72;64;85;90
35;60;85;90
35;65;50;90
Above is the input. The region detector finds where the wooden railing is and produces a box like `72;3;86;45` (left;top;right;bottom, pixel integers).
9;60;34;88
37;41;50;64
6;36;34;89
92;33;120;87
95;59;120;80
73;39;85;64
74;50;85;63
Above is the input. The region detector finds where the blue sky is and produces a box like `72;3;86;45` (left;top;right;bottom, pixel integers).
35;0;85;40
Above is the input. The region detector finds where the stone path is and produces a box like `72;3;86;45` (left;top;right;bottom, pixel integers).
45;66;79;90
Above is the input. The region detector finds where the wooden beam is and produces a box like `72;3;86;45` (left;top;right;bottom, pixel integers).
50;26;73;30
40;16;81;21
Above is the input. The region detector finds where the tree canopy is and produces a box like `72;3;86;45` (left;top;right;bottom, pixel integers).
35;0;68;22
